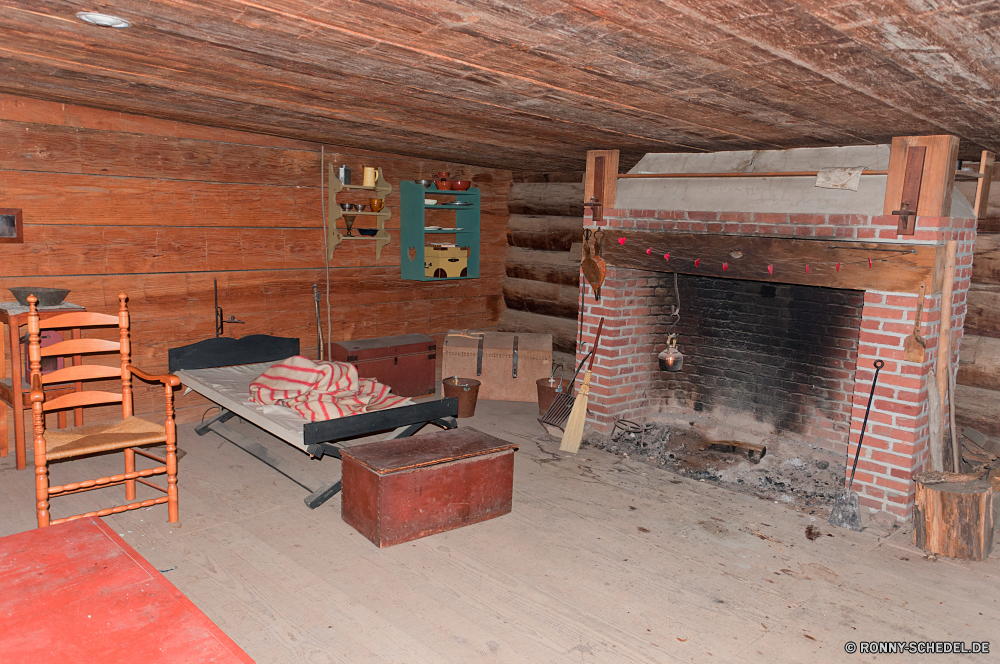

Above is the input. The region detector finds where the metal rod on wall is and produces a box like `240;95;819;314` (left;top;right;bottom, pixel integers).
617;170;890;179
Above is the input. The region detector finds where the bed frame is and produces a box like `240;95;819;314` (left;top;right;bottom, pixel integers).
169;335;458;509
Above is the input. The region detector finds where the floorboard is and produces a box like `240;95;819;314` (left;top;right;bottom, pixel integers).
1;399;997;663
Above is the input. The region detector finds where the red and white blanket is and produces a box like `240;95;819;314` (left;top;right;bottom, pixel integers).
249;356;409;422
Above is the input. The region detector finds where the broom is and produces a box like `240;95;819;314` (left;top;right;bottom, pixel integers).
538;349;592;436
560;318;604;453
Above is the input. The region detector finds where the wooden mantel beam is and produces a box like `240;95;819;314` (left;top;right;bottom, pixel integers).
601;230;942;294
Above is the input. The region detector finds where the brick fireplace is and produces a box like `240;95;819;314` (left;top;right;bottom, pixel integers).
578;208;975;520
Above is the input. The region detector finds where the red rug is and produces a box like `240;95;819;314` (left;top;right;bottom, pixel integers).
0;517;254;662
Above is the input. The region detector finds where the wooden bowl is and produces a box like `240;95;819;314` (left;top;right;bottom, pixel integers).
451;180;471;191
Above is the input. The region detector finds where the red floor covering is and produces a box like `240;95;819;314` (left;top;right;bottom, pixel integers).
0;516;254;663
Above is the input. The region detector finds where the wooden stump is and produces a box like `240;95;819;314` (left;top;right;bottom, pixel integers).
913;473;994;560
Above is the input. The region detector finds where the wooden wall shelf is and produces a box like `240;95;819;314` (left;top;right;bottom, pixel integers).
327;165;393;259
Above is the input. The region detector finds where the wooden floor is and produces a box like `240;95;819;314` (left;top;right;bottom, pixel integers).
1;400;997;663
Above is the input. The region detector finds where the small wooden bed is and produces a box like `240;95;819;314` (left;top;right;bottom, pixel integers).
169;335;458;508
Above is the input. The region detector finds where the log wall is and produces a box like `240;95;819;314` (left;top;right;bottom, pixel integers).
498;175;584;362
0;95;510;432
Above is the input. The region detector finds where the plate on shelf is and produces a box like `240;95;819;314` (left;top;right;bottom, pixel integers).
443;201;473;206
425;226;442;230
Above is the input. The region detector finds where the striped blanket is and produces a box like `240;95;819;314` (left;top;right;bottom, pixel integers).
249;356;409;422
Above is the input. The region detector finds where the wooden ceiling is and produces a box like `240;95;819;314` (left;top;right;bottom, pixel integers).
2;1;998;171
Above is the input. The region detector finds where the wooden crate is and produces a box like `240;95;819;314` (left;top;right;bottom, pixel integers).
340;427;517;547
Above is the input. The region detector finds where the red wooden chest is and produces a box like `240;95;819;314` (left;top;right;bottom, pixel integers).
340;428;517;548
331;333;435;397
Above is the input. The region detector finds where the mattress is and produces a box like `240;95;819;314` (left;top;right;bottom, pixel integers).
176;361;413;451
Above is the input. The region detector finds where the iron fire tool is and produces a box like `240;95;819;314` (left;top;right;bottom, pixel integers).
560;317;605;453
828;359;884;531
538;348;593;436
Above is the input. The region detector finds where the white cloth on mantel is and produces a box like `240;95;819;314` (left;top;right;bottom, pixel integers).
815;166;865;191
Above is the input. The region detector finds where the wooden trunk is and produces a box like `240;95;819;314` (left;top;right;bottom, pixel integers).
340;428;517;548
913;473;993;561
330;333;436;397
442;330;552;402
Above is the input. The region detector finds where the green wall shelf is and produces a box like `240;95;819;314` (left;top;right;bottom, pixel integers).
400;181;481;281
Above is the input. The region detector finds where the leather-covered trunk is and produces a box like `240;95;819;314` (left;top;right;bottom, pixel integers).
442;330;552;402
331;333;436;397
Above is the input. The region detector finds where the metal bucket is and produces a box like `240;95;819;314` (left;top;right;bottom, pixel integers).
536;377;572;416
443;378;481;418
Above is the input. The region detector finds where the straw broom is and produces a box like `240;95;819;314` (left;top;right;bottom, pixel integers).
560;318;603;453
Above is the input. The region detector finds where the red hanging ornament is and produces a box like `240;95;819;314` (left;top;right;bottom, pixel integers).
767;264;773;275
694;258;701;268
868;257;872;268
805;264;810;274
646;247;652;255
618;237;626;246
663;253;670;261
836;262;841;272
722;262;728;272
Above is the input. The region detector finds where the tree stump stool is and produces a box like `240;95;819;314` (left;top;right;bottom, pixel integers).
913;472;994;561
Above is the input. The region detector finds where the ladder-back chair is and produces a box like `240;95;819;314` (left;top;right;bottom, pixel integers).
26;293;179;528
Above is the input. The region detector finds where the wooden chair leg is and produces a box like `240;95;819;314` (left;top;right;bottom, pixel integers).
165;389;178;524
124;448;136;501
14;391;26;470
32;401;49;528
0;400;7;458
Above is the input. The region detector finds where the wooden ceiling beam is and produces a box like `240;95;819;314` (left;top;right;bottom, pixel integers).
0;0;996;171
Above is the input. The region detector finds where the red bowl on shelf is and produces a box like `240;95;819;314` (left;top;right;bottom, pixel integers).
451;180;471;191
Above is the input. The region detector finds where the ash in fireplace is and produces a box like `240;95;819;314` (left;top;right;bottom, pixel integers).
583;421;846;516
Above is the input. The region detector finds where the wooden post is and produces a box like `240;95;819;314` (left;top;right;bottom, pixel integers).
914;473;993;560
974;150;995;220
935;240;958;468
884;135;960;218
584;150;619;210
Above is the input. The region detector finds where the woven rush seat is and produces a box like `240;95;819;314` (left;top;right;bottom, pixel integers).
44;416;167;461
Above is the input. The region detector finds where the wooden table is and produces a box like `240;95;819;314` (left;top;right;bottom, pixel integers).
0;517;255;663
0;301;85;469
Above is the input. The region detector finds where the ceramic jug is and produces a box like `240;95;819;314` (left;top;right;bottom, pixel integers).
436;172;452;190
363;167;380;187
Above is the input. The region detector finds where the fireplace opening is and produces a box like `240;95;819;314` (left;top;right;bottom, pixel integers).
649;274;864;455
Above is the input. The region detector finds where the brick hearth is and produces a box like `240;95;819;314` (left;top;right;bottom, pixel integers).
579;209;975;520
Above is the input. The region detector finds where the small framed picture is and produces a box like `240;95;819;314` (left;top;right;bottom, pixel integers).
0;209;22;243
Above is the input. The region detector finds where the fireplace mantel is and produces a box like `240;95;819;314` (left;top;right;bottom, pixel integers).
599;229;943;294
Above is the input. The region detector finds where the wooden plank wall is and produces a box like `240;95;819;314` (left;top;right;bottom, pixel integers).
0;95;510;431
